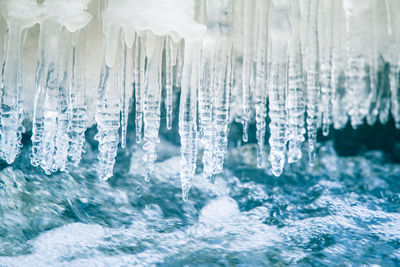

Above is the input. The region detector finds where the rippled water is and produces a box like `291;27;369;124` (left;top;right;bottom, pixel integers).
0;125;400;266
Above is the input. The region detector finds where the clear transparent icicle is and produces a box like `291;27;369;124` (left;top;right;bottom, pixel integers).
142;33;164;182
287;0;305;164
179;41;200;201
198;33;217;179
165;36;175;130
118;31;134;150
54;30;73;172
241;0;256;142
331;0;348;130
386;0;400;128
318;0;333;136
366;3;379;126
212;39;232;175
30;31;47;168
95;26;121;180
342;0;370;128
119;38;128;149
268;0;291;176
95;60;120;180
134;33;146;144
254;0;269;168
268;56;288;176
68;31;87;166
305;0;320;163
0;24;27;164
1;0;400;193
31;21;70;174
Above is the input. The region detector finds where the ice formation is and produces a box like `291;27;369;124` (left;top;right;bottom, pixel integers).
0;0;399;199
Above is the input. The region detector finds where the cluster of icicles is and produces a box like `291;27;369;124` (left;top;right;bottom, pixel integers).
1;0;400;199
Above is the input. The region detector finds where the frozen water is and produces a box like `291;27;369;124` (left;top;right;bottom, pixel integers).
0;0;399;199
0;1;398;264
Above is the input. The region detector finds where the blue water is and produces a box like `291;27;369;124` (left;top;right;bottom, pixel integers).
0;126;399;266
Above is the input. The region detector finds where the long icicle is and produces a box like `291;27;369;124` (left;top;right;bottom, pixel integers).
241;0;256;143
95;25;121;180
198;33;217;180
68;30;88;166
0;23;27;164
305;0;320;164
165;36;174;130
254;0;269;168
366;1;379;126
385;0;400;128
268;0;290;176
119;35;128;149
389;0;400;128
212;38;232;175
31;26;49;168
134;32;146;144
287;0;305;164
319;0;333;136
142;33;164;182
342;0;370;128
179;40;200;201
331;0;348;130
31;20;64;174
54;29;73;172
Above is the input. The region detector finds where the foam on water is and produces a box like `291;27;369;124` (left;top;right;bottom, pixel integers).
0;131;399;265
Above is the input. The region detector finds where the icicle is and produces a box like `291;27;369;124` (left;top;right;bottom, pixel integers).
254;0;269;168
212;39;232;175
95;61;120;180
318;0;333;136
142;33;164;182
68;30;87;166
299;0;311;81
31;38;47;167
387;0;400;128
268;0;290;177
366;2;379;126
134;33;145;144
179;40;200;201
305;0;320;163
241;0;256;143
287;0;305;164
118;35;128;148
165;36;174;130
2;0;400;198
0;23;27;164
54;29;73;172
31;21;63;174
342;0;371;128
331;0;348;130
198;33;217;179
95;26;121;180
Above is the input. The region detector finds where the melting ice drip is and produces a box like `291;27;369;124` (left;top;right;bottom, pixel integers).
0;0;399;199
